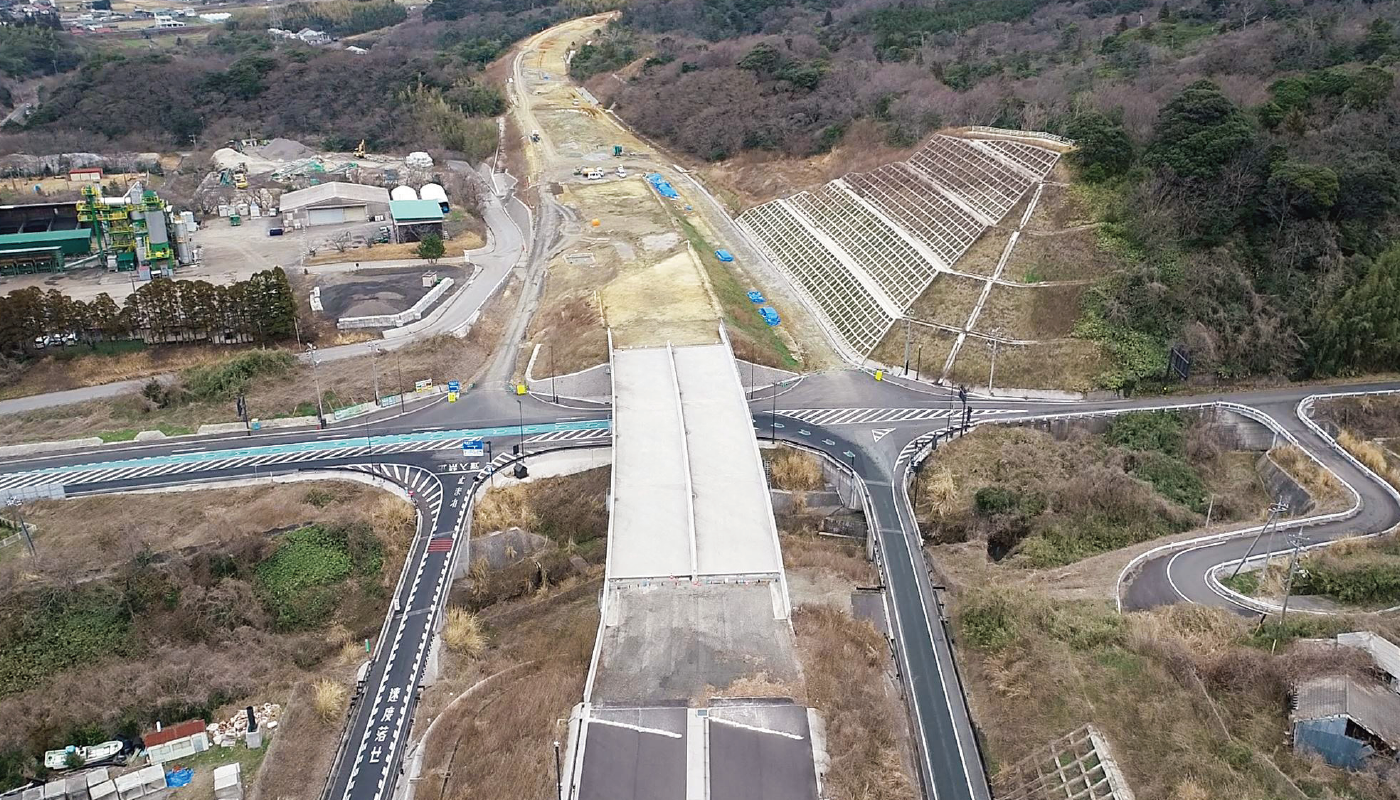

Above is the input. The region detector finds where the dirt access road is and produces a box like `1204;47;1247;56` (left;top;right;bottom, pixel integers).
504;15;834;372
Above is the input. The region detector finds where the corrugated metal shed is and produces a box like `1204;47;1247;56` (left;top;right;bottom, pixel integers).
1292;676;1400;750
0;229;92;256
1337;631;1400;688
279;182;390;213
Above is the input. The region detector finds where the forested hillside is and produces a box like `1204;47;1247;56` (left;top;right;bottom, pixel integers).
0;0;612;156
598;0;1400;384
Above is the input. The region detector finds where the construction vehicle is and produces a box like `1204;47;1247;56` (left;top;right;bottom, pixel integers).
354;140;367;158
234;162;248;190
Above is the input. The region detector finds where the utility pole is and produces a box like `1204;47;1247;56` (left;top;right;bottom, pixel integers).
958;385;969;432
517;399;526;458
396;350;407;413
551;345;558;404
369;344;381;407
915;345;923;382
1229;499;1286;580
987;339;999;395
553;741;562;800
307;343;325;426
770;380;779;441
4;498;35;557
1277;527;1307;627
902;318;912;376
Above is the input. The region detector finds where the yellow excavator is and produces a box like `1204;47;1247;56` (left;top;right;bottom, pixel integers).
353;140;367;159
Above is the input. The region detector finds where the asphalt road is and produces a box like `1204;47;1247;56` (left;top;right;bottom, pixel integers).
5;375;1398;800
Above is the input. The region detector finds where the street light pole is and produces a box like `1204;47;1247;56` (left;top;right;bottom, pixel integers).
396;350;406;413
517;399;526;459
307;343;325;427
770;380;778;442
369;344;381;407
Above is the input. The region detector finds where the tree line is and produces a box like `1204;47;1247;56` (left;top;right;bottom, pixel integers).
0;267;298;357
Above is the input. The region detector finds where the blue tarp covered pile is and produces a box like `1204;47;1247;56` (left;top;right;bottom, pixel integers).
715;249;734;262
165;769;193;788
646;173;680;199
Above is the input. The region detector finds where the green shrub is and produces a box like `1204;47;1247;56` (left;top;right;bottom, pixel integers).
254;524;380;629
182;350;296;402
0;585;132;698
1129;451;1207;513
958;592;1018;651
1295;556;1400;604
974;486;1021;515
1106;411;1187;455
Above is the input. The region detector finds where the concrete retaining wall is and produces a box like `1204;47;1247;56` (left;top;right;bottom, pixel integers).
1257;452;1316;514
338;278;455;330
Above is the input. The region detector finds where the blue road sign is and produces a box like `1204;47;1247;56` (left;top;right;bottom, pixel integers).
448;381;461;393
462;438;485;457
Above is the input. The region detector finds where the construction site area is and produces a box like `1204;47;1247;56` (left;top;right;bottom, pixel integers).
509;16;816;377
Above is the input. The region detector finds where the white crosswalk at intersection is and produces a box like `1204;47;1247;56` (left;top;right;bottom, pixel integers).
779;407;1023;426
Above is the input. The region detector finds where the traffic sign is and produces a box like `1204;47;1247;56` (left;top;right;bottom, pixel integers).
448;381;460;393
448;391;458;403
415;379;433;393
462;438;485;457
516;383;527;395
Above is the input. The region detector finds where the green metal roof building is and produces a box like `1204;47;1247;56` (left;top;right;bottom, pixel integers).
0;228;93;276
389;199;445;244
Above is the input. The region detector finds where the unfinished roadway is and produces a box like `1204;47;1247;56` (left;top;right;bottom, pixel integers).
561;334;820;800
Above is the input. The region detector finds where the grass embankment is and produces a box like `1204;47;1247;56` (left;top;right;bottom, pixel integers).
0;323;500;446
914;411;1269;567
467;467;611;607
954;588;1400;799
1227;534;1400;608
675;216;799;370
766;447;824;492
0;483;414;792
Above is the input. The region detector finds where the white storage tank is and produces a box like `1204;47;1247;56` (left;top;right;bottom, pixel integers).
390;185;417;201
419;183;448;212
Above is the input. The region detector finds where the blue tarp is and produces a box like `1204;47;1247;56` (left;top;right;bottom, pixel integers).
165;769;193;788
646;173;680;199
746;290;765;304
715;249;734;262
759;307;781;326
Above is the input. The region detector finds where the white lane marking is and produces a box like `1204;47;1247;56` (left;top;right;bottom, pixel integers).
873;428;895;443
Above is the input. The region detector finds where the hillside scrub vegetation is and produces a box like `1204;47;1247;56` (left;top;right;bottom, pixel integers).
953;588;1400;799
591;0;1400;385
912;412;1272;566
0;484;414;792
0;0;559;153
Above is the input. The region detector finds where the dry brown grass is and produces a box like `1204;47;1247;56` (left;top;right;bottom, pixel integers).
769;447;823;491
473;485;539;535
304;234;484;266
948;337;1109;392
9;481;412;582
258;680;345;800
1269;445;1348;508
903;273;985;329
1336;429;1400;491
955;587;1400;800
869;324;956;377
973;283;1087;341
0;344;244;401
312;678;347;722
780;532;876;584
794;604;914;800
442;607;486;657
418;585;600;800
